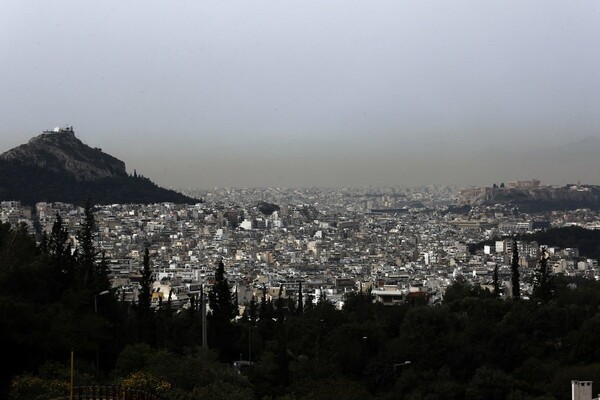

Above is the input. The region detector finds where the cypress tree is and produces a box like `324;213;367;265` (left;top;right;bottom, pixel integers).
96;251;111;294
493;264;500;297
259;284;268;320
137;247;154;344
297;281;304;315
249;296;258;326
76;202;96;289
138;248;152;315
276;284;289;384
511;238;520;300
208;259;236;322
208;259;236;358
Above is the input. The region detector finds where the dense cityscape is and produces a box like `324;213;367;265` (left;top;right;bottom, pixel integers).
2;182;599;312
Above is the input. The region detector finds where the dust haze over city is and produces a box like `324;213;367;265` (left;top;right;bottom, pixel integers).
2;1;600;188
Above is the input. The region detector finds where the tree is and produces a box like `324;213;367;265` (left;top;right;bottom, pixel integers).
304;294;314;313
138;248;152;316
96;251;111;295
248;296;257;326
511;238;520;300
48;214;68;259
297;281;304;315
209;259;236;323
75;201;109;294
500;182;505;188
208;259;237;359
76;202;96;288
47;213;74;290
532;247;553;303
275;284;289;385
493;264;500;297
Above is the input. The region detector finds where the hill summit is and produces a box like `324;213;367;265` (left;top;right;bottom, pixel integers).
0;126;199;205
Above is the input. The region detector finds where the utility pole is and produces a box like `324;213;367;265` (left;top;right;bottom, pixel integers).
70;350;74;400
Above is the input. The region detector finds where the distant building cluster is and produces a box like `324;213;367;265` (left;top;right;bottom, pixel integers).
506;179;541;189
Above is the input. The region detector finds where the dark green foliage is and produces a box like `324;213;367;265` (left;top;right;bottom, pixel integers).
511;238;520;300
493;264;500;297
137;248;154;344
0;158;199;206
209;259;236;323
444;277;494;303
257;202;280;216
471;226;600;259
138;248;152;315
208;259;237;359
297;281;303;315
532;248;553;303
522;226;600;259
46;214;75;294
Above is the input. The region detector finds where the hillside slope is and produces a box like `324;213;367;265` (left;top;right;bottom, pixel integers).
0;127;199;205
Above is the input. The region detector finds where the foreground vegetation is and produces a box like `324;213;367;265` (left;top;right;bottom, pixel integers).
2;212;600;400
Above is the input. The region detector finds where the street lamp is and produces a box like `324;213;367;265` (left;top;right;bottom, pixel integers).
94;290;110;376
394;361;412;372
94;290;110;313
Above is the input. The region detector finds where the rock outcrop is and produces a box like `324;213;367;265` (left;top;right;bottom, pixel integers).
458;185;600;211
1;128;127;181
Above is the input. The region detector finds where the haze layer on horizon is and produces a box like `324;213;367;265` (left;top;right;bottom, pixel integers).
1;1;599;188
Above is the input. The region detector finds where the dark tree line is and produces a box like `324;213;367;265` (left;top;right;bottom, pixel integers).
0;159;199;206
471;226;600;259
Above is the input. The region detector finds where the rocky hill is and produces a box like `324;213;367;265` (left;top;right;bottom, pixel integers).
0;127;199;205
458;185;600;211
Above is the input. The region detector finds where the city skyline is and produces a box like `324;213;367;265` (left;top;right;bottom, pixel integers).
2;1;599;188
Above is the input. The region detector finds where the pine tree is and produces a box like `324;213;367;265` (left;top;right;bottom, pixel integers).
511;238;520;300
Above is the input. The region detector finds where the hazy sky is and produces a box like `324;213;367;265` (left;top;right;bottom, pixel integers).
2;1;600;188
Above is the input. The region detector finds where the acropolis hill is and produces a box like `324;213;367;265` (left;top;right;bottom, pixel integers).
458;180;600;212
